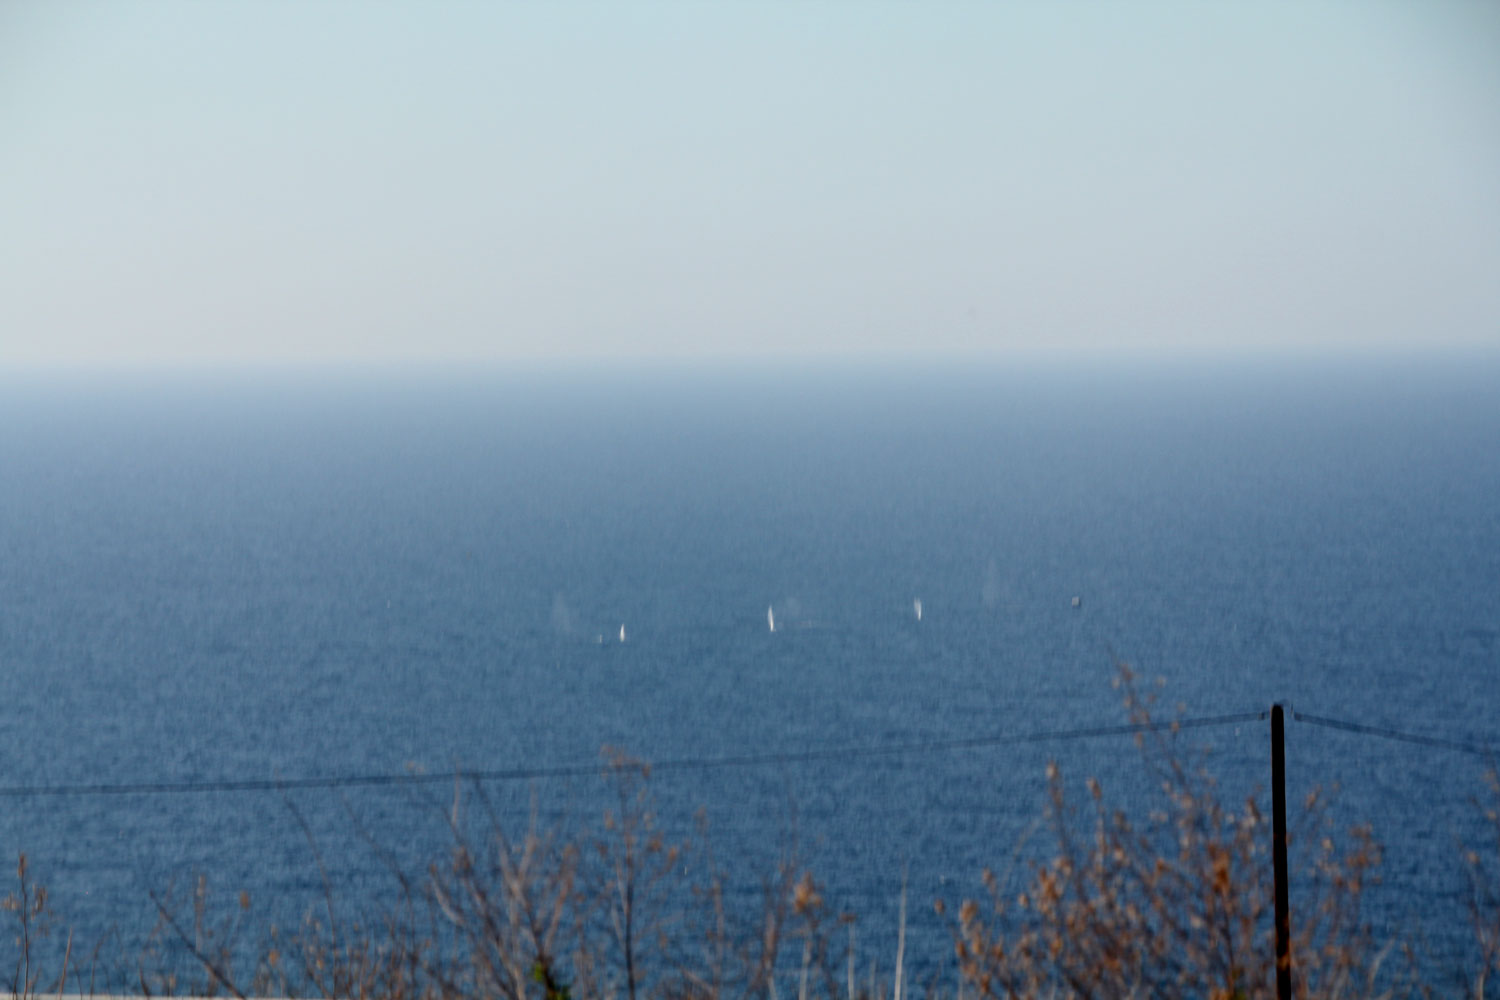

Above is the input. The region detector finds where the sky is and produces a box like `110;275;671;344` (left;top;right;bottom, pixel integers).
2;1;1499;367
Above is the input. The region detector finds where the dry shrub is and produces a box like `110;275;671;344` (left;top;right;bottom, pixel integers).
1462;768;1500;999
247;877;438;1000
3;854;70;999
945;665;1389;1000
140;873;254;997
139;748;845;1000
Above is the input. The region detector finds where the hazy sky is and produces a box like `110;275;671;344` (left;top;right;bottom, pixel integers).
3;2;1498;366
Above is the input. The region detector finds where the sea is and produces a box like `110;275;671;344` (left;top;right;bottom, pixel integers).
1;355;1497;990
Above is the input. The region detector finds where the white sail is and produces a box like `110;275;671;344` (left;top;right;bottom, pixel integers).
914;598;922;622
768;606;776;633
619;624;626;642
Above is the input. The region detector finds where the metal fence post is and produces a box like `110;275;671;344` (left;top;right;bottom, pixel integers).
1272;703;1292;1000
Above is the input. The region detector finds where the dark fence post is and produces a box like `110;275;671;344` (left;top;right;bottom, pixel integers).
1272;703;1292;1000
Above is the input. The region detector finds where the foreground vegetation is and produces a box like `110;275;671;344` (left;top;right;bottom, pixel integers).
6;669;1499;1000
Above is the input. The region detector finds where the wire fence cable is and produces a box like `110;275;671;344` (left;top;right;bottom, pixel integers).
0;710;1269;800
1292;709;1496;758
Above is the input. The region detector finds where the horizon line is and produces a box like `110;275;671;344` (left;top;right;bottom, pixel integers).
4;342;1499;377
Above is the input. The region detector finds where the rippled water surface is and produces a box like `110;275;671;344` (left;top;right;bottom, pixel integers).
1;358;1497;981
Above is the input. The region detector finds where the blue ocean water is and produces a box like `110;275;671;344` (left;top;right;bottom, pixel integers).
0;357;1497;985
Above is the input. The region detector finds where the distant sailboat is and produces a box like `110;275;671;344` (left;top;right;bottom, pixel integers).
768;606;776;633
619;624;627;642
914;598;923;622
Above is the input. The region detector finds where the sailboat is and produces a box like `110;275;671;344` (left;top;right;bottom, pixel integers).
767;605;776;633
619;624;627;642
914;598;922;622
